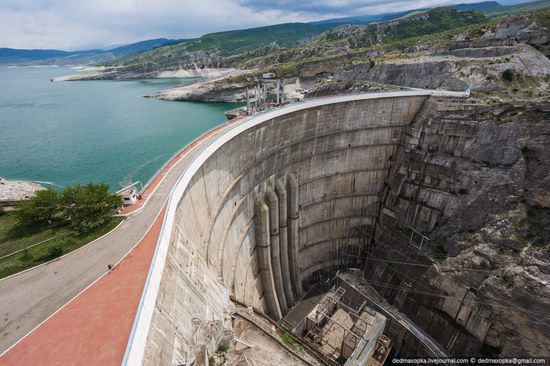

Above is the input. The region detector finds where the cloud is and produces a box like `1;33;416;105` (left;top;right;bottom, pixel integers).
237;0;489;15
0;0;311;49
0;0;523;50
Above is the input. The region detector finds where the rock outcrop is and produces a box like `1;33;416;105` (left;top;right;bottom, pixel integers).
367;99;550;357
153;78;251;102
325;44;550;94
0;178;44;204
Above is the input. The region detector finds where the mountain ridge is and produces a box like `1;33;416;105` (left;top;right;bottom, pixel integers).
0;38;183;66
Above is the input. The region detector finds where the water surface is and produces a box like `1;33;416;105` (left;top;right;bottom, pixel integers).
0;67;236;191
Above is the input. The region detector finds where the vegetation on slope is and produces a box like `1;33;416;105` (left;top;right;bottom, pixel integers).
99;7;487;75
481;0;550;17
386;8;486;41
88;2;550;89
0;183;123;278
345;8;486;49
240;7;491;76
108;23;330;68
187;23;330;55
0;213;122;278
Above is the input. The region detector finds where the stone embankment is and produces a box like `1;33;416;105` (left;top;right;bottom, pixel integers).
0;178;43;204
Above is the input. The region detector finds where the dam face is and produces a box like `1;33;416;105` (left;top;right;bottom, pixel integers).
131;92;474;365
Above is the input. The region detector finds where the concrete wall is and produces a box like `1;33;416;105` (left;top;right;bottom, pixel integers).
114;91;482;366
132;94;432;365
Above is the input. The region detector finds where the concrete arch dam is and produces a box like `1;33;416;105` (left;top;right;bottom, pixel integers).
126;91;473;365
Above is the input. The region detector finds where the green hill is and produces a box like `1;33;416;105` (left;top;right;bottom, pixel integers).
187;23;331;55
385;8;486;41
110;22;330;68
482;0;550;17
81;7;490;79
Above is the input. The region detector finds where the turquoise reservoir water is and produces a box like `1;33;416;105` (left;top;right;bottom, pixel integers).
0;67;236;191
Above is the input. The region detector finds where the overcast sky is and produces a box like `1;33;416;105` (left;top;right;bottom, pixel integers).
0;0;528;50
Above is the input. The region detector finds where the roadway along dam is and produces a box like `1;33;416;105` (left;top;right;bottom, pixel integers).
123;91;549;365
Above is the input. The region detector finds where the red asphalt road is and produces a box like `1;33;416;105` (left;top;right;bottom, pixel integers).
0;116;248;365
0;205;166;366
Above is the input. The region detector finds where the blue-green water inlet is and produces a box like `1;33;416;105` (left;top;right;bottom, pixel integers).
0;67;236;191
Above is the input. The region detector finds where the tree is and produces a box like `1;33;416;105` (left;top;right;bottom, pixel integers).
14;188;61;226
62;183;122;234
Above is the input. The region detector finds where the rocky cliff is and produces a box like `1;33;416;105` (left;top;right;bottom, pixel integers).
150;9;550;104
309;12;550;99
366;99;550;357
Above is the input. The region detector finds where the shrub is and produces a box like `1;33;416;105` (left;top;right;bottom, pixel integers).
281;333;295;345
434;244;448;260
216;344;228;353
46;245;63;259
502;69;515;82
14;188;61;227
501;273;514;288
62;183;122;234
481;343;501;357
21;249;33;262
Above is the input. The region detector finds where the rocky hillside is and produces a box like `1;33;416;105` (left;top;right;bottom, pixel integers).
144;8;549;104
364;98;550;358
59;23;330;80
431;102;550;357
62;7;490;82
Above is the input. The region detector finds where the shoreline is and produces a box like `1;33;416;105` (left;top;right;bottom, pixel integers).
52;67;249;82
0;178;44;204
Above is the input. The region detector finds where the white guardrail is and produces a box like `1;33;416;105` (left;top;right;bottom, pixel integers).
122;89;469;365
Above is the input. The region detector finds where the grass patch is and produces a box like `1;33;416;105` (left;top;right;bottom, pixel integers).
0;214;60;257
281;332;295;345
500;273;515;288
0;213;123;279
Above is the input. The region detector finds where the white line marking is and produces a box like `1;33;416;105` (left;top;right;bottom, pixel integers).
0;236;56;260
0;205;165;358
0;219;126;283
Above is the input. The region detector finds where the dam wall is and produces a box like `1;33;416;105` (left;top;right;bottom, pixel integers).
123;91;472;365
